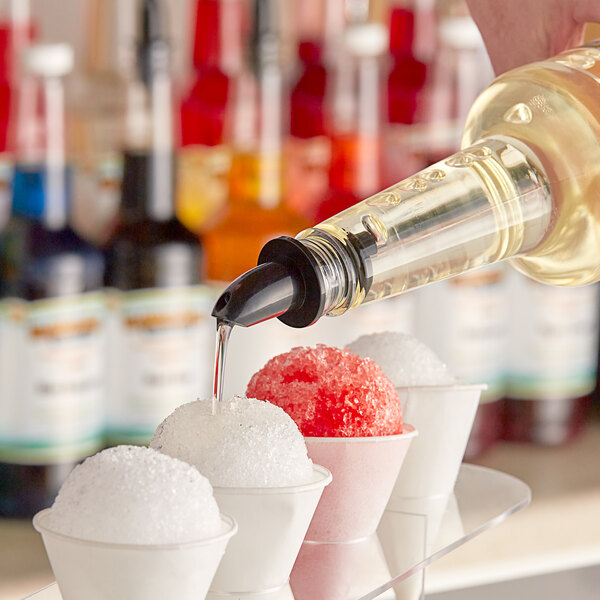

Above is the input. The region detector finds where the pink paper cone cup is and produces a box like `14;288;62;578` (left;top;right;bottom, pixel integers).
303;426;417;543
290;535;391;600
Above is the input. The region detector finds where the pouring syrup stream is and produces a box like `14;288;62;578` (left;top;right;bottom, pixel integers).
212;319;233;415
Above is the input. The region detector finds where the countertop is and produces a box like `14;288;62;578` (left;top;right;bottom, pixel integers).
2;424;600;600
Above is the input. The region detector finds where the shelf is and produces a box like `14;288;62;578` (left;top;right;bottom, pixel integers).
426;422;600;594
23;464;530;600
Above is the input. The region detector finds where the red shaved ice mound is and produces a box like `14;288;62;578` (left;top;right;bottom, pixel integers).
246;345;403;437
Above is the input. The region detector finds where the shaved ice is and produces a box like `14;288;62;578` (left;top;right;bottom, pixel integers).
246;345;403;437
48;445;222;544
347;332;457;387
150;396;314;487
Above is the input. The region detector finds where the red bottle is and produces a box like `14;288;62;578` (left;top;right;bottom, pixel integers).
286;40;331;222
315;23;386;222
384;5;428;185
177;0;245;233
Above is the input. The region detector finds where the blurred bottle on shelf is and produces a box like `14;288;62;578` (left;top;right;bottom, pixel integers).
0;0;34;229
68;0;135;244
315;19;418;344
418;0;492;165
414;0;500;458
286;0;345;222
103;0;212;446
315;21;386;221
202;0;308;283
503;272;600;445
384;2;429;185
177;0;246;234
0;44;106;518
417;265;509;458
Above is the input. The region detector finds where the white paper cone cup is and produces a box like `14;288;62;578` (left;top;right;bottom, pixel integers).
378;510;427;600
383;494;450;550
304;426;417;542
209;465;332;595
33;509;236;600
392;385;484;500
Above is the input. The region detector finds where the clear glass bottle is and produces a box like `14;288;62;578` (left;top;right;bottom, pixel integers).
103;0;212;446
67;0;134;244
0;44;106;518
213;41;600;330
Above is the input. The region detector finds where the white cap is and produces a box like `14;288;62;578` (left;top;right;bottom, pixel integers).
344;23;388;57
439;17;484;49
24;44;74;77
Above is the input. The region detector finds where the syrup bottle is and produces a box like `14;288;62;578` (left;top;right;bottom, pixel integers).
503;271;599;445
286;0;345;222
177;0;246;233
213;41;600;330
68;0;134;244
315;21;387;222
0;44;105;518
103;0;211;446
384;2;429;185
202;0;308;283
415;0;502;459
0;0;34;229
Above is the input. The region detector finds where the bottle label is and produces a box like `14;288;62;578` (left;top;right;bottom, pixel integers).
177;145;231;231
105;285;216;442
0;293;106;464
507;273;600;400
416;266;509;401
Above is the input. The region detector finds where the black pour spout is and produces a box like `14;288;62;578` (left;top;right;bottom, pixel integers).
211;237;326;328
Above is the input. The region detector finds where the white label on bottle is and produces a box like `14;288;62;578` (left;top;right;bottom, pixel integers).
507;272;600;400
0;293;106;464
105;286;216;441
416;266;509;401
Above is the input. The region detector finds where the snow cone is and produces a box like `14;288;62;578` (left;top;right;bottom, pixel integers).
247;345;417;599
349;332;484;600
151;397;331;599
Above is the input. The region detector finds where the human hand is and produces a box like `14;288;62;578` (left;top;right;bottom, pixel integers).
466;0;600;74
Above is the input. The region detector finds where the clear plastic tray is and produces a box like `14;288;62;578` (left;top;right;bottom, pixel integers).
23;464;531;600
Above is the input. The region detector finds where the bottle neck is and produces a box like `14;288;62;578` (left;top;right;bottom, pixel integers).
329;52;382;196
228;64;284;210
193;0;244;74
119;150;174;223
300;136;553;315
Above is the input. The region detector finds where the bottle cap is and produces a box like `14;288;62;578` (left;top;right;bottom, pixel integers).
24;44;75;77
344;23;388;57
439;16;484;49
23;43;74;77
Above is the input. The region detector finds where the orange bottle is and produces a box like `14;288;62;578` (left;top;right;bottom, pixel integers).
203;0;307;283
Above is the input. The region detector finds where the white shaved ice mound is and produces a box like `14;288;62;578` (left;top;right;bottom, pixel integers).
347;331;457;387
48;445;222;544
150;396;314;488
